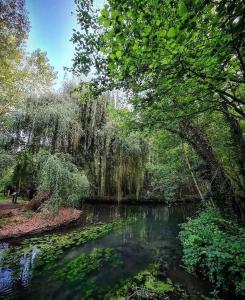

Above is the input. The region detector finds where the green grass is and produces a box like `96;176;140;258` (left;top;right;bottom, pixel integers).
0;193;27;204
0;193;10;202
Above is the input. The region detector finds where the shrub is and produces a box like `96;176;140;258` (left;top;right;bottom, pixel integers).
179;206;245;296
38;152;89;212
0;151;15;177
0;167;14;192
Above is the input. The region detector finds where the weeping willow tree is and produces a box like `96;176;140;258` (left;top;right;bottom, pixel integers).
4;84;149;203
13;91;82;153
55;85;149;201
37;151;89;212
77;87;107;158
88;130;148;201
10;85;107;159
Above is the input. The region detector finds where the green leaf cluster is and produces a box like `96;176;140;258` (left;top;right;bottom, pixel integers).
104;264;187;299
37;151;89;212
179;207;245;295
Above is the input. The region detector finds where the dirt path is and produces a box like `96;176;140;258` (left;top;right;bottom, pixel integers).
0;201;23;210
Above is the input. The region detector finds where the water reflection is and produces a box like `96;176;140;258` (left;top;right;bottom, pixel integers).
0;268;12;294
0;204;198;299
19;247;39;287
0;245;40;296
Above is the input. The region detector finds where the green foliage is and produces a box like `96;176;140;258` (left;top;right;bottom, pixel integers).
92;130;148;200
1;83;150;204
0;167;14;192
0;193;8;201
0;0;29;114
0;150;15;177
148;130;199;201
145;276;174;294
0;0;56;115
179;207;245;295
100;106;149;200
12;149;37;192
22;49;57;96
37;151;89;211
72;0;245;207
104;265;187;299
13;90;81;153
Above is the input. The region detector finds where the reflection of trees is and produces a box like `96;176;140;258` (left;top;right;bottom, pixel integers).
81;204;129;225
19;246;39;287
0;268;13;294
0;246;39;295
117;205;189;264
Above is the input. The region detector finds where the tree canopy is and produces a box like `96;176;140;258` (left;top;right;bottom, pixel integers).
71;0;245;218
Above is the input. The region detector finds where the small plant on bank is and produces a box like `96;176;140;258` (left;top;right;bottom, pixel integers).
179;206;245;296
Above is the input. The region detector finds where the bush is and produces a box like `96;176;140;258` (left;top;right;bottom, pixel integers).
38;152;90;212
179;206;245;296
0;167;14;192
0;151;15;177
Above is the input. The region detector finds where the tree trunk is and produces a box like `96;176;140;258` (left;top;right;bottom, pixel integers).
52;118;59;153
222;103;245;190
176;121;241;218
222;103;245;221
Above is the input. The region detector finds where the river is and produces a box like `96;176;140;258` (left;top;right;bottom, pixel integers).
0;204;211;299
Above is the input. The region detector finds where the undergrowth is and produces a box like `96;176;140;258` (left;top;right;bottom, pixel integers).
179;206;245;296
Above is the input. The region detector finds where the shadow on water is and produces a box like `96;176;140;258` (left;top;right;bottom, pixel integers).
0;204;213;299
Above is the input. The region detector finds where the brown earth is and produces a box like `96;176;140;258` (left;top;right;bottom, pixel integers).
0;202;81;240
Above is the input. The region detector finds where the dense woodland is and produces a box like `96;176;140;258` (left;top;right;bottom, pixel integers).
0;0;245;298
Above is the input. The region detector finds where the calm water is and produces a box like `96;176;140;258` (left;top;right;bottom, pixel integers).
0;204;210;299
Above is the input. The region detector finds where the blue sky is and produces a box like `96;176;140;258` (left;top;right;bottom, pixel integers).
26;0;104;89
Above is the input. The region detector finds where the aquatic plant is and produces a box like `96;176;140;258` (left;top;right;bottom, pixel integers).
52;248;121;283
0;219;132;270
48;247;123;299
19;248;123;300
104;264;187;299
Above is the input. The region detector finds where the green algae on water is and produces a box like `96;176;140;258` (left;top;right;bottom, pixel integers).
0;218;133;269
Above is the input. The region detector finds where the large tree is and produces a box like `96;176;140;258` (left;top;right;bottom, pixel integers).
0;1;57;115
72;0;245;217
0;0;29;114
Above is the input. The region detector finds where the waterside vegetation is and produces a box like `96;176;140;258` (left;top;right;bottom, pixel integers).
0;0;244;299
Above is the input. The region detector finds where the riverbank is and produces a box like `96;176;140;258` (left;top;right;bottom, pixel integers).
0;202;81;240
0;195;198;241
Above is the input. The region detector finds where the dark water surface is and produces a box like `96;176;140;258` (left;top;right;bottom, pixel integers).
0;204;210;299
